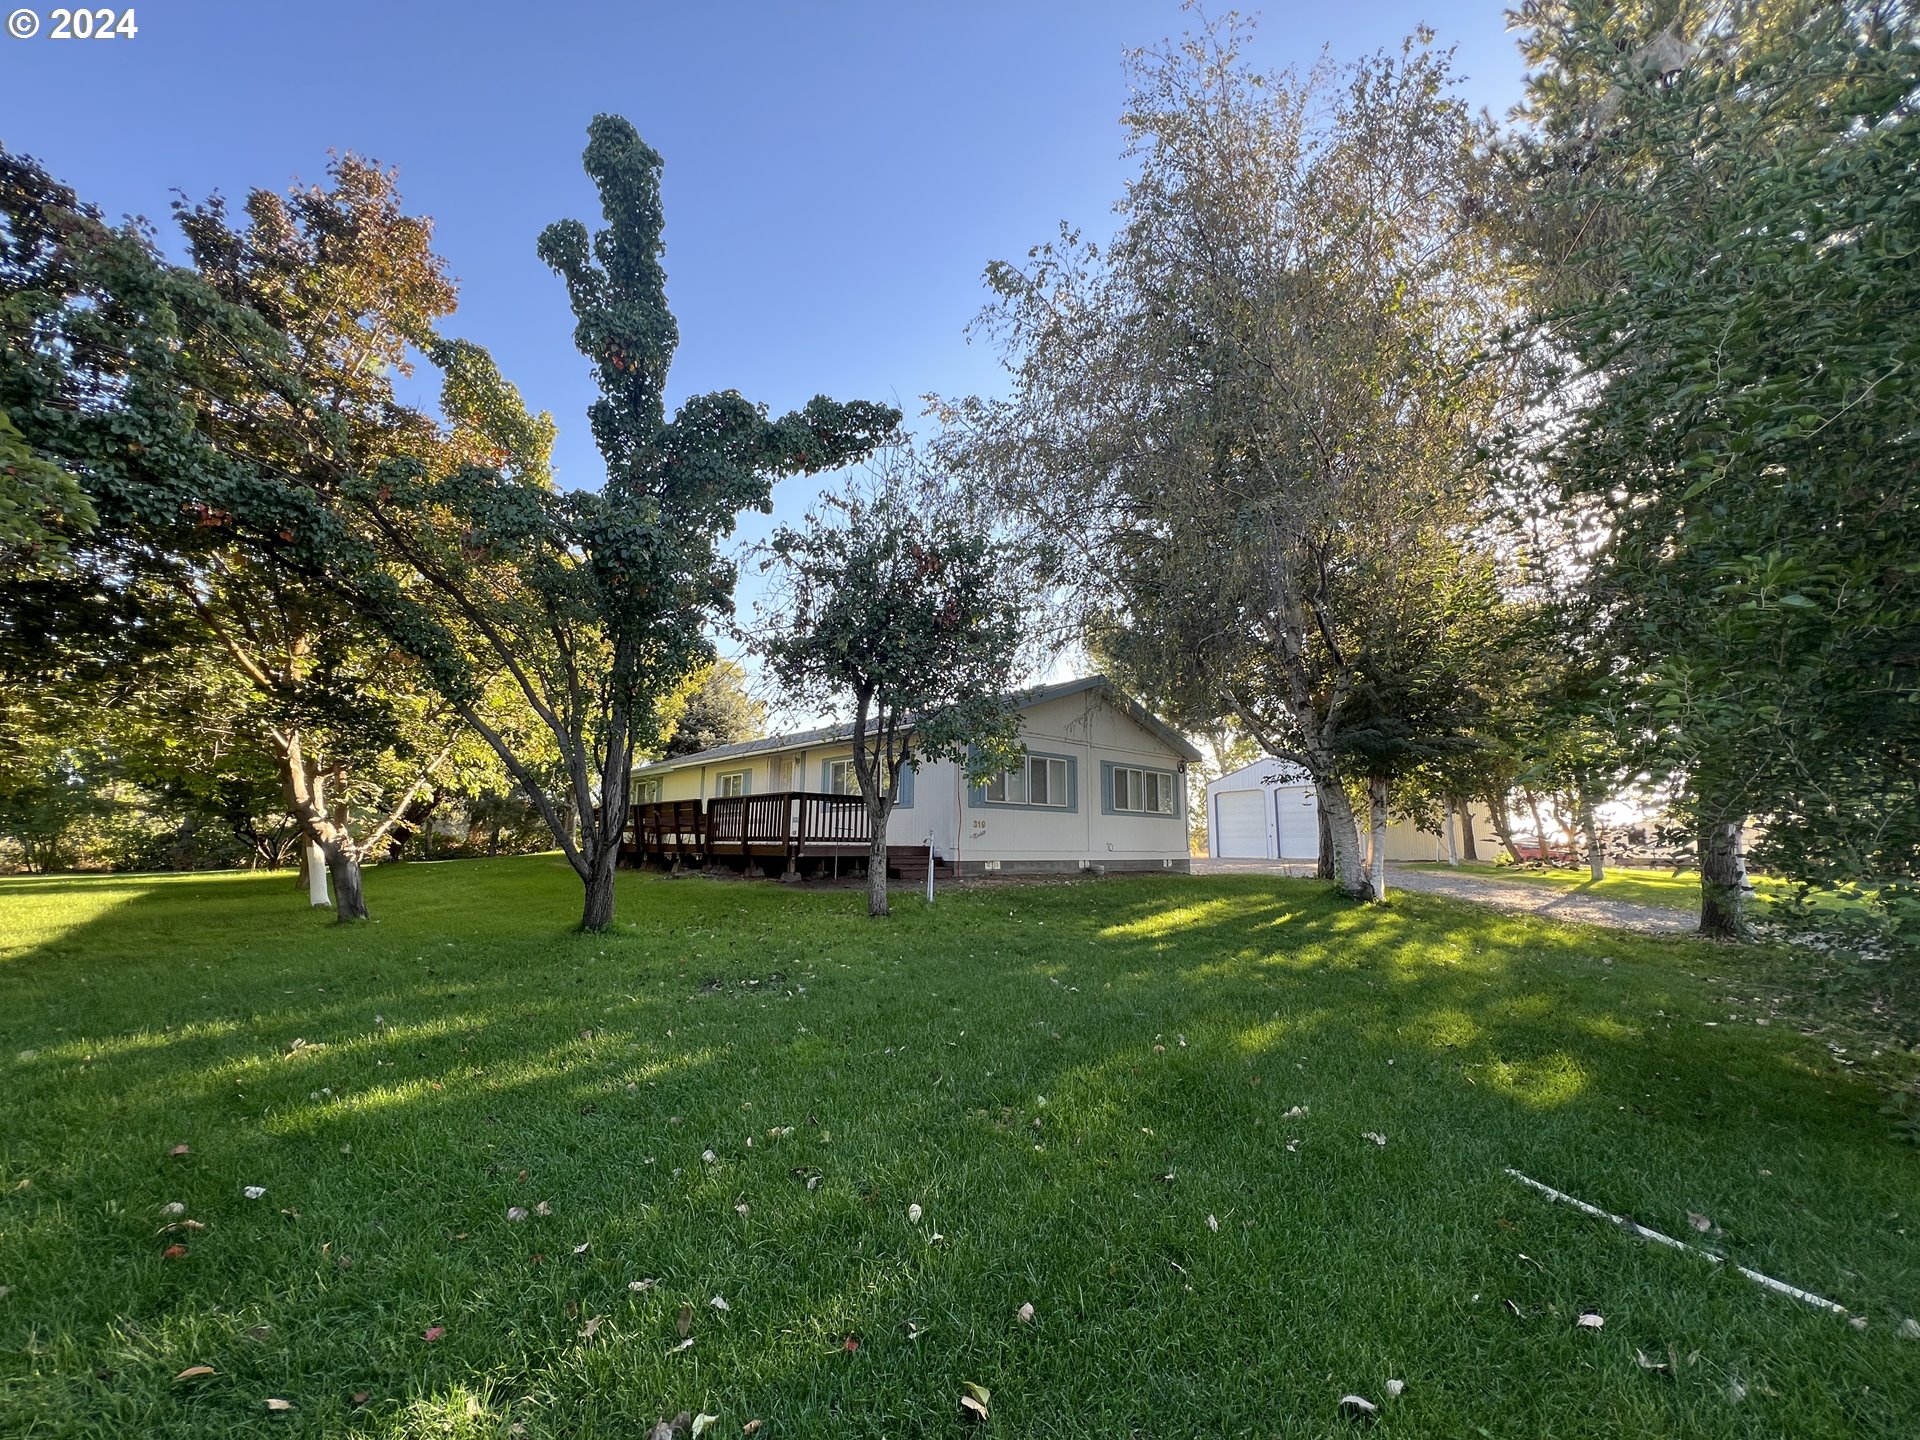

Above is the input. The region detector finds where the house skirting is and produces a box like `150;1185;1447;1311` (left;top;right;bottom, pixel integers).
953;857;1192;877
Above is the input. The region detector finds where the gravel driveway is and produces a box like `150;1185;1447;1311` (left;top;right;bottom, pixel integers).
1192;857;1696;935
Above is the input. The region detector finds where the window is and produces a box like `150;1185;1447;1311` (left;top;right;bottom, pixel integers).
714;770;748;798
982;754;1071;808
827;759;858;795
1109;763;1177;815
632;777;662;805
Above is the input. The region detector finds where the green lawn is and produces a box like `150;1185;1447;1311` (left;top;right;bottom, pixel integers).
2;858;1916;1438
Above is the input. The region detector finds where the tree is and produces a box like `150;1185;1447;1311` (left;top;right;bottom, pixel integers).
662;660;767;759
0;147;476;917
354;116;900;929
757;455;1026;916
942;17;1521;900
1505;1;1920;938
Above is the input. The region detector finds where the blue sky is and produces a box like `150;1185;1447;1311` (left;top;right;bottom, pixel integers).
2;1;1528;683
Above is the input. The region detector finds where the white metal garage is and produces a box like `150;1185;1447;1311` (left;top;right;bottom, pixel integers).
1212;788;1271;858
1204;757;1504;862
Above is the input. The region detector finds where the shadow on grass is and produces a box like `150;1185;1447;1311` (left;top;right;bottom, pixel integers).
1;860;1916;1438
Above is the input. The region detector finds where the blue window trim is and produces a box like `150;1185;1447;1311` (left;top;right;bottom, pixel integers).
968;749;1078;813
1101;760;1181;818
821;756;915;808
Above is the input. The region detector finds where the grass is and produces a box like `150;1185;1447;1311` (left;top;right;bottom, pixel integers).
2;857;1917;1438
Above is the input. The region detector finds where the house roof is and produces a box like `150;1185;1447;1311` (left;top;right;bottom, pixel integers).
633;674;1203;776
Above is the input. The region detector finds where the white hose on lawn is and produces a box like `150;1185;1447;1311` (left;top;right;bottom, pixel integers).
1504;1168;1848;1316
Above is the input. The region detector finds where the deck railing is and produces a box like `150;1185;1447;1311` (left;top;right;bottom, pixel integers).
626;791;873;868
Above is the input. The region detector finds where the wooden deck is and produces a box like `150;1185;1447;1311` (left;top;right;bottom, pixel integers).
623;791;951;882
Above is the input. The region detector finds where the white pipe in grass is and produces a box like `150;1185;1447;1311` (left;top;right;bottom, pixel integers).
1504;1168;1849;1317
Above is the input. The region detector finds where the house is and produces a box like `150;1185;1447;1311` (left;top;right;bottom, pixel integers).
623;676;1200;878
1203;758;1501;863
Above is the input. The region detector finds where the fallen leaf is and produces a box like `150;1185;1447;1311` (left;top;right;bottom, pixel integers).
265;1396;293;1412
702;1149;718;1164
1634;1349;1668;1372
1362;1132;1387;1146
243;1186;267;1200
1385;1379;1405;1399
162;1244;188;1260
1337;1394;1378;1419
1687;1211;1713;1234
842;1336;859;1352
160;1201;186;1217
1849;1315;1869;1331
665;1337;694;1355
1017;1302;1035;1324
742;1422;763;1436
908;1203;923;1224
690;1416;719;1438
423;1326;445;1343
573;1241;591;1255
1898;1317;1920;1341
628;1279;656;1293
534;1201;552;1216
169;1144;190;1158
351;1391;370;1405
1206;1214;1219;1233
1727;1378;1747;1403
959;1381;991;1420
578;1315;604;1340
174;1365;217;1381
734;1203;749;1218
506;1207;529;1222
1576;1312;1605;1329
677;1302;693;1338
710;1295;730;1311
1283;1105;1309;1118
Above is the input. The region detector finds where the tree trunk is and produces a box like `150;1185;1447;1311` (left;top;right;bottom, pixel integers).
1442;803;1459;867
1484;791;1522;863
579;840;619;931
1698;817;1751;940
1315;793;1335;881
303;841;332;907
1524;791;1550;862
866;799;891;918
1311;777;1369;898
325;843;368;922
1368;775;1389;901
1577;782;1605;882
1458;798;1479;861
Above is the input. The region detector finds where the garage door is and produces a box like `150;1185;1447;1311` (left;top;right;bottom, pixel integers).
1213;789;1270;858
1275;787;1319;860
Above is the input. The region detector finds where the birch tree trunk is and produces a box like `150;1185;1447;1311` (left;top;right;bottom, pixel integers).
1698;817;1752;940
1311;775;1369;898
1443;804;1459;867
304;841;331;907
1368;776;1389;900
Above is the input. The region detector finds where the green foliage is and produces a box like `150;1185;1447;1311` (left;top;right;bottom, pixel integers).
945;17;1524;898
661;660;767;760
1507;1;1920;941
757;452;1028;912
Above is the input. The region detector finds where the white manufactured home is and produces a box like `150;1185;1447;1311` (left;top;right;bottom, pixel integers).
1204;758;1501;863
623;676;1200;879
